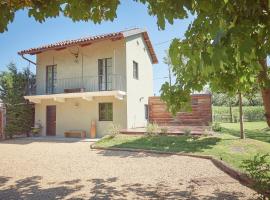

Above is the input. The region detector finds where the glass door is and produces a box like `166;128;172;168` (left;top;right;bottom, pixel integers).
98;58;112;91
46;65;57;94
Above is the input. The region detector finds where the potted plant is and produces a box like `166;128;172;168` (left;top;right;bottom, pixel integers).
31;122;42;137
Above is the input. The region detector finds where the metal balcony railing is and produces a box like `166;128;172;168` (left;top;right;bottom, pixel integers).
31;74;124;95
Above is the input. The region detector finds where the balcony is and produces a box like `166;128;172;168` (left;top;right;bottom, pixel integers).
31;74;125;95
25;74;126;103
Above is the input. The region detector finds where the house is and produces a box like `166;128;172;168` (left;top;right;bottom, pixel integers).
18;28;158;137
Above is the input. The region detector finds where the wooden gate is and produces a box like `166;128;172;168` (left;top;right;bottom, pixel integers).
148;94;212;126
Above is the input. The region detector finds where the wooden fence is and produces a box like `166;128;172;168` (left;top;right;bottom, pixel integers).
148;94;212;126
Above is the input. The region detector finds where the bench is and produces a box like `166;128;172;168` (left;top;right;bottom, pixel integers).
64;130;86;138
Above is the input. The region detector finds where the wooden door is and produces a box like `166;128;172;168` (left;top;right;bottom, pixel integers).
46;106;56;136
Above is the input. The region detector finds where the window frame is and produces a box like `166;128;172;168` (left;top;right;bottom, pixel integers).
144;104;149;120
133;61;139;80
99;103;113;121
46;65;57;94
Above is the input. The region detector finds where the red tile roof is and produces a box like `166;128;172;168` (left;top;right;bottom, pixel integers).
18;28;158;64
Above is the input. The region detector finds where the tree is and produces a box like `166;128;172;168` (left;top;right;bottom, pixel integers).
0;63;35;138
1;1;270;126
157;1;270;127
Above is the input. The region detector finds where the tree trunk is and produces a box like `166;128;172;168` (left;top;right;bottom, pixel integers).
239;92;245;139
261;88;270;127
259;59;270;127
229;104;233;123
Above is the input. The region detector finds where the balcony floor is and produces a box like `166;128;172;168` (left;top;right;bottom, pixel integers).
24;90;126;104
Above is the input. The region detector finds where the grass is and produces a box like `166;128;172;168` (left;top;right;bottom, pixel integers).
95;121;270;172
220;121;270;143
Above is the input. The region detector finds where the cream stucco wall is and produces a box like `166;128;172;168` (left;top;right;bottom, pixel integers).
35;96;126;137
36;39;126;94
125;34;154;128
33;33;154;136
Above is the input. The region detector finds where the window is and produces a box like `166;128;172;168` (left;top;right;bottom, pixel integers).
99;103;113;121
46;65;57;94
98;58;112;91
144;104;149;120
133;61;139;79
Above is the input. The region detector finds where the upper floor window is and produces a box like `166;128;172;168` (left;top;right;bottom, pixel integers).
99;103;113;121
46;65;57;94
98;58;112;91
133;61;139;79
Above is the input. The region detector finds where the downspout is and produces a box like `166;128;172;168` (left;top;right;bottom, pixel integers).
20;54;36;66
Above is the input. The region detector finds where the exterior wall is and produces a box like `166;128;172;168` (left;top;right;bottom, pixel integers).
36;39;126;94
125;34;154;128
35;96;127;138
149;94;212;126
33;34;154;135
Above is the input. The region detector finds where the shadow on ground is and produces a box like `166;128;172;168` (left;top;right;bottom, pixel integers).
88;177;250;200
0;175;253;200
0;176;84;199
95;136;222;158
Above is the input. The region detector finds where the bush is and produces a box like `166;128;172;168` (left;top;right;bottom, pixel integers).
160;127;168;135
211;122;222;132
213;106;265;122
108;123;121;138
146;123;159;136
183;128;191;136
242;153;270;199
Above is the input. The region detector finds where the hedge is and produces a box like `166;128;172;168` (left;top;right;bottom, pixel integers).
213;106;265;122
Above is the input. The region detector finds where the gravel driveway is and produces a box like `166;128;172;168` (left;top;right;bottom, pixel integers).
0;139;257;199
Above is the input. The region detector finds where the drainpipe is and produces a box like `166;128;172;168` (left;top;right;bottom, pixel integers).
20;54;36;66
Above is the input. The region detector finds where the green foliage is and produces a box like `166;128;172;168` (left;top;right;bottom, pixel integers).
146;123;159;136
212;92;263;106
213;106;265;122
0;0;120;33
0;63;35;138
211;122;222;132
242;154;270;199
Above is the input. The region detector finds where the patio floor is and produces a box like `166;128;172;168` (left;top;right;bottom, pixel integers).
121;126;213;135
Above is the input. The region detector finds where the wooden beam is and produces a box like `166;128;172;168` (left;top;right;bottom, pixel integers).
30;99;41;104
82;96;93;101
55;47;66;51
115;94;124;100
80;42;92;47
54;97;65;103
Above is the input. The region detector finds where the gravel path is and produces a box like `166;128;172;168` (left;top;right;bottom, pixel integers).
0;139;257;199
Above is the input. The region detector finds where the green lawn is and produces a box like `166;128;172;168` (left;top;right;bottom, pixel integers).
220;121;270;143
95;121;270;172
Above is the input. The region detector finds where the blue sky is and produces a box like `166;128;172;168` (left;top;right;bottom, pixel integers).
0;1;193;95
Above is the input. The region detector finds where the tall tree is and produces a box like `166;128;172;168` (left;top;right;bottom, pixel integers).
0;63;35;138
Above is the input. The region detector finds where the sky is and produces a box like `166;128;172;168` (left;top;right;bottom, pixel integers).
0;0;193;95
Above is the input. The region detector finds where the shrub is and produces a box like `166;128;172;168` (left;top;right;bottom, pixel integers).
183;128;191;136
242;153;270;199
108;123;121;138
146;123;159;136
160;127;168;135
211;122;222;132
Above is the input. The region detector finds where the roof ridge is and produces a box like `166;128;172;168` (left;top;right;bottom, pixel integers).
18;28;158;64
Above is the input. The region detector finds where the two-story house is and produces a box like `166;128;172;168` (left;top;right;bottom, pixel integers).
18;28;158;137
